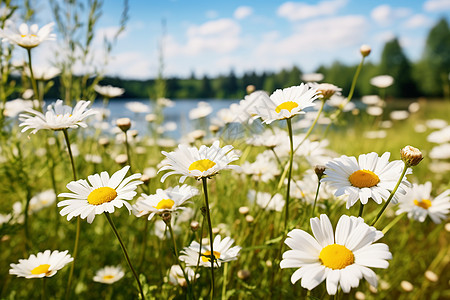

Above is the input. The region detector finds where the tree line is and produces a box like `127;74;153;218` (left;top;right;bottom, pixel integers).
46;18;449;100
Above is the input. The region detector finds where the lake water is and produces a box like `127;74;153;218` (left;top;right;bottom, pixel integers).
92;98;240;139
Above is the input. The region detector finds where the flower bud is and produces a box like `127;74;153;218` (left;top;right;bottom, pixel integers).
238;206;250;215
245;215;254;223
246;85;255;94
98;137;110;147
401;145;423;167
140;174;151;185
237;269;251;280
424;270;438;282
114;154;128;165
314;165;326;179
400;280;414;292
360;44;371;57
116;118;131;132
209;125;220;133
190;221;200;231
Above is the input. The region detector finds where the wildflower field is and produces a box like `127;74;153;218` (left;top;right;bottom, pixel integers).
0;1;449;300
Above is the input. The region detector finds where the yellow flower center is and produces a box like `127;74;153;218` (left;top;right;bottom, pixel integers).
188;159;216;173
154;199;175;210
31;264;51;275
348;170;380;188
21;34;37;38
103;275;115;280
414;199;432;209
87;187;117;205
319;244;354;270
201;251;221;263
275;101;298;113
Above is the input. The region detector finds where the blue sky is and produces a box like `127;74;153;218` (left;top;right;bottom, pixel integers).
36;0;450;79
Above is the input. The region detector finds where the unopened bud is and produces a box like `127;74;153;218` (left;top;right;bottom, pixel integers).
239;206;250;215
246;85;256;94
355;291;366;300
116;118;131;132
129;129;139;138
314;165;326;179
145;113;157;123
400;280;414;292
190;221;200;231
209;125;220;133
114;154;128;165
140;174;151;185
360;44;371;57
212;227;220;234
424;270;438;282
245;215;254;223
401;145;423;167
237;269;251;280
98;137;110;147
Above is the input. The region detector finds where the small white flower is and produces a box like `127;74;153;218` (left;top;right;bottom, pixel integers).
322;152;411;209
133;184;199;219
370;75;394;89
94;85;124;98
9;250;73;278
159;141;241;183
0;20;55;49
189;101;212;120
29;190;56;213
93;266;124;284
179;235;241;268
125;101;151;114
252;84;318;124
19;100;97;134
248;190;285;212
58;166;143;223
280;214;392;295
168;265;199;287
396;182;450;224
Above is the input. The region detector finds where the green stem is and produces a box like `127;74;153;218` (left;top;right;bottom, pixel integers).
138;220;150;269
26;48;40;110
62;129;79;300
42;278;46;300
293;98;326;154
124;132;132;172
358;203;364;218
382;213;405;235
284;118;294;231
370;162;408;227
166;220;193;298
311;181;321;220
324;56;365;136
105;213;145;300
201;178;215;300
194;214;206;277
221;262;228;300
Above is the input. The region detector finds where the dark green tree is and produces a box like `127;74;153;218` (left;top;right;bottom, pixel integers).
417;18;450;98
378;38;417;98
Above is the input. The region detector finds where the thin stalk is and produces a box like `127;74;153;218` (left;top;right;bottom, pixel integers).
293;98;326;154
105;213;145;300
201;178;215;300
194;214;206;277
358;203;364;218
26;49;40;110
311;181;321;220
221;262;228;300
124;132;132;172
370;162;408;227
382;213;405;235
324;56;365;136
41;278;46;300
167;220;193;298
61;129;79;300
138;220;150;269
284;118;294;231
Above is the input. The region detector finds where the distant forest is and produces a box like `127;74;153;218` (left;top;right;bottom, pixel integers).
45;18;449;100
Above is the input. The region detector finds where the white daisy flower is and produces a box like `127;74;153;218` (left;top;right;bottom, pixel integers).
133;184;199;219
240;151;280;183
94;85;124;98
307;82;342;100
321;152;411;209
29;190;56;213
0;20;55;49
125;101;151;114
93;265;124;284
9;250;73;278
280;214;392;295
251;84;318;124
57;166;143;224
370;75;394;89
25;66;60;81
159;140;241;183
189;101;212;120
19;100;97;134
396;182;450;224
168;265;199;287
248;190;285;212
179;235;241;268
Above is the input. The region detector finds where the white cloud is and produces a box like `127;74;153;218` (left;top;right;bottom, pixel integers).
277;0;348;21
424;0;450;12
234;6;253;20
105;51;153;79
166;18;241;56
371;5;411;26
402;14;432;29
205;10;218;19
374;31;396;43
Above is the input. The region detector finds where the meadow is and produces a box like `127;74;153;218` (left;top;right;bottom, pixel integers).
0;4;449;300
